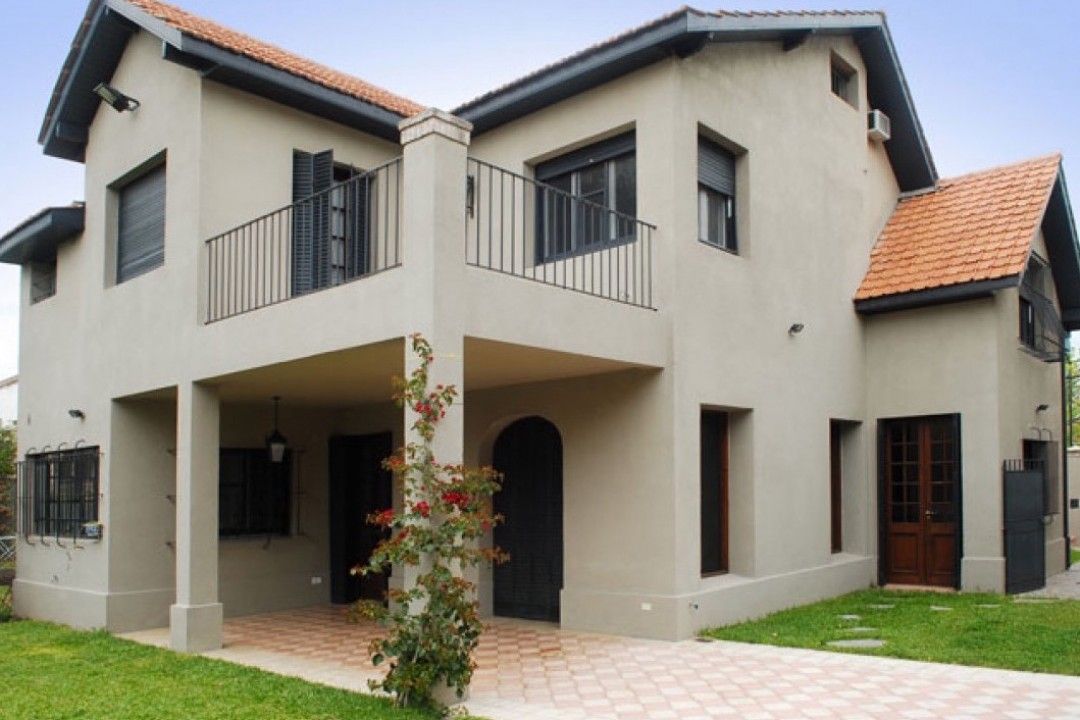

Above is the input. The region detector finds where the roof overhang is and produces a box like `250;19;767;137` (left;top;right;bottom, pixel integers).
453;9;937;192
854;276;1018;315
39;0;405;162
0;206;85;265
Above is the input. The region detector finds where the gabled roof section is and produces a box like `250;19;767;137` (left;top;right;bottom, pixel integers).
855;154;1080;330
39;0;423;161
0;205;85;265
452;7;937;192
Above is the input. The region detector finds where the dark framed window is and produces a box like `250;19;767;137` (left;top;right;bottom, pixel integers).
116;162;166;283
19;447;99;538
700;409;729;575
219;448;290;537
830;421;844;553
30;259;57;303
830;54;857;107
698;137;737;252
535;132;636;261
1019;256;1050;352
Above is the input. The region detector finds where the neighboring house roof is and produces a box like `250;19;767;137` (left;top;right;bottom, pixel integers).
855;154;1080;329
452;7;937;192
0;205;85;265
39;0;424;160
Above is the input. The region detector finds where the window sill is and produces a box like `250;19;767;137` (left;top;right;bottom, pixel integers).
697;238;740;256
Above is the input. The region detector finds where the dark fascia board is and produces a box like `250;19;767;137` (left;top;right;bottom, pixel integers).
0;206;85;265
854;276;1018;315
454;10;937;192
40;0;404;161
1041;169;1080;330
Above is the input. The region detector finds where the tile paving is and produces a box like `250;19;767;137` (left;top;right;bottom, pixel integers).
123;604;1080;720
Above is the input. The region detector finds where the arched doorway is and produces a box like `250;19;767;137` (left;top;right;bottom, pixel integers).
492;416;563;622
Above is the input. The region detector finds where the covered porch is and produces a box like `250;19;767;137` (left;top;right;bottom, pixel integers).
111;334;668;650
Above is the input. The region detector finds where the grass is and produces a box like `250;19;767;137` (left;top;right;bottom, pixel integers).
702;589;1080;676
0;586;10;622
1072;546;1079;565
0;621;476;720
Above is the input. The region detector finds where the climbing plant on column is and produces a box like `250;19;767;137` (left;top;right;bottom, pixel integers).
351;333;507;711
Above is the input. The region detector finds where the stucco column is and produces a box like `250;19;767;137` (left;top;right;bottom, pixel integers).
395;109;472;592
170;381;222;652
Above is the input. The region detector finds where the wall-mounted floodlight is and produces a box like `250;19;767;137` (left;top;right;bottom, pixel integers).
93;82;140;112
788;323;805;336
68;409;85;420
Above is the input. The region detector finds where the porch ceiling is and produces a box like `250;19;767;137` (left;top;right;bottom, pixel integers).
464;337;645;391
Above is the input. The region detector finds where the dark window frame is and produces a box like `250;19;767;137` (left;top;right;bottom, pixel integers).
830;53;858;107
700;409;730;575
19;447;100;538
830;421;843;554
115;156;167;284
219;447;291;538
697;136;738;253
1019;255;1052;353
534;132;637;262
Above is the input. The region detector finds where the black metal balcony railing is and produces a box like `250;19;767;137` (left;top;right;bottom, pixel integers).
205;158;402;323
466;158;655;309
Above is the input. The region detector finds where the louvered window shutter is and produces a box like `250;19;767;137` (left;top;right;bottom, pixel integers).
291;150;333;294
117;164;166;282
698;138;735;196
345;171;370;279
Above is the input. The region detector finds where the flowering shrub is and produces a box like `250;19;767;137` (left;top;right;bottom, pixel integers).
350;334;506;710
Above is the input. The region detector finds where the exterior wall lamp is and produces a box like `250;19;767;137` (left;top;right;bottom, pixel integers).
788;323;805;335
92;82;141;112
266;396;288;463
67;409;85;420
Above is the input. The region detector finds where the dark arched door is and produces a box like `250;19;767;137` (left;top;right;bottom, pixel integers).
493;417;563;622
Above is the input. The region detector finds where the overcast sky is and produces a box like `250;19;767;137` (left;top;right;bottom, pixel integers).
1;0;1078;379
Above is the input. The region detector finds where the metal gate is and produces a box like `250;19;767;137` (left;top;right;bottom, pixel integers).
1003;459;1046;593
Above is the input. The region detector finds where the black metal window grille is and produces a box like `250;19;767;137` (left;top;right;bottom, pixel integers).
1018;255;1064;361
219;448;290;537
17;447;99;539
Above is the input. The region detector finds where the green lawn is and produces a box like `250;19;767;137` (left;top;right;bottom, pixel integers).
702;589;1080;676
0;621;447;720
1072;546;1079;565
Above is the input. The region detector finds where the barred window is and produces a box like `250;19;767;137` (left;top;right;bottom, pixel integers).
219;448;290;537
18;447;99;538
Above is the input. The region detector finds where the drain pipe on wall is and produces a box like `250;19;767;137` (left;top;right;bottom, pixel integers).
1060;355;1071;568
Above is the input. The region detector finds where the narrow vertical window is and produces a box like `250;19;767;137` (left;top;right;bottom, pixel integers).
830;54;857;107
697;136;737;252
830;421;843;553
701;409;729;574
116;163;166;283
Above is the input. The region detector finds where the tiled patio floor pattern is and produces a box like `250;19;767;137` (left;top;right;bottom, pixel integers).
165;605;1080;720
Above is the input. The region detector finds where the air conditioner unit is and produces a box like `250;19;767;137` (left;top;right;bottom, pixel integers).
867;109;891;142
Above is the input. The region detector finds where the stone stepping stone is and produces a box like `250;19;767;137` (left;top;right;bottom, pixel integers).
866;604;895;610
842;627;879;634
1014;598;1056;604
975;603;1000;609
828;638;886;649
929;605;953;612
837;614;861;621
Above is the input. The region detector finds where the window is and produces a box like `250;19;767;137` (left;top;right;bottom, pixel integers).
700;410;729;574
18;447;99;538
830;54;857;107
292;150;371;294
535;132;636;260
219;448;290;537
1019;256;1051;352
116;163;166;283
30;259;57;303
698;137;737;252
829;421;843;553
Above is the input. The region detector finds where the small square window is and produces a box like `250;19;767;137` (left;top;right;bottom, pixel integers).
30;259;57;304
830;55;857;107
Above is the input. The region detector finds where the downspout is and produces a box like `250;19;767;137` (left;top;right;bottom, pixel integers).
1061;353;1071;568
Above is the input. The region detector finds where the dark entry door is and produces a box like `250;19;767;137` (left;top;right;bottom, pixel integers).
1004;455;1046;593
493;417;563;622
329;433;393;604
883;417;960;587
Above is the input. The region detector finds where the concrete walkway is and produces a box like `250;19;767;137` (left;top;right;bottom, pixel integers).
1024;563;1080;600
123;605;1080;720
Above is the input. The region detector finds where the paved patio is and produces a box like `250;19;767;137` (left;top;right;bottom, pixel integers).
1024;563;1080;600
123;605;1080;720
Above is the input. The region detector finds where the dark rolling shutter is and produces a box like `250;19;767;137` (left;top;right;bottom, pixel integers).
698;138;735;196
291;149;333;294
117;164;165;282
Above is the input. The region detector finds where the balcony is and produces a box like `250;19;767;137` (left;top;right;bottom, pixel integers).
203;154;656;325
205;158;403;323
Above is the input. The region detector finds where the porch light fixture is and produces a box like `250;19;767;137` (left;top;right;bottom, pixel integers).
92;82;140;112
1036;403;1050;413
67;409;85;420
266;396;288;464
788;323;805;336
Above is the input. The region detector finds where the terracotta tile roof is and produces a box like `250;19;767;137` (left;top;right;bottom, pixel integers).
855;154;1062;301
124;0;423;117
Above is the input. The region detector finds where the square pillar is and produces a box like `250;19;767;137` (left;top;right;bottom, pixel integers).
170;381;222;652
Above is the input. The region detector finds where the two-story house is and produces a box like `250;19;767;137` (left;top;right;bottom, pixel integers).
2;0;1076;652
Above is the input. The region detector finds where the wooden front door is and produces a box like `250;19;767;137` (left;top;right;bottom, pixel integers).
328;433;393;604
882;417;960;587
493;417;563;622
